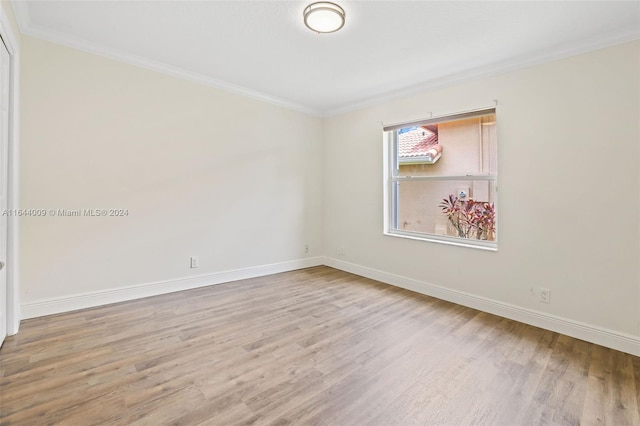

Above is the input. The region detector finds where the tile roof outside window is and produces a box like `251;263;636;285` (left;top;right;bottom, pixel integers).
398;127;438;158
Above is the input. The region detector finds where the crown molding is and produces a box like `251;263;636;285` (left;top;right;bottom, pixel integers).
323;29;640;117
11;2;322;117
10;1;640;118
9;0;28;35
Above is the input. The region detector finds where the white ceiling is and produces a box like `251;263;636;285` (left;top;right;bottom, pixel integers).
12;1;640;115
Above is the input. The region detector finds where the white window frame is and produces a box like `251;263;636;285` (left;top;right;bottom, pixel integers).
383;108;498;251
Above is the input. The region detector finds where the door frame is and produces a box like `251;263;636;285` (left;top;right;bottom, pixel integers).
0;9;20;335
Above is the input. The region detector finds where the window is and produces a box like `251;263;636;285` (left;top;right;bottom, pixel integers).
384;108;497;249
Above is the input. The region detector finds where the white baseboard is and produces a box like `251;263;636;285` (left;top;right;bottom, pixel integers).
20;257;324;320
20;255;639;357
323;257;640;357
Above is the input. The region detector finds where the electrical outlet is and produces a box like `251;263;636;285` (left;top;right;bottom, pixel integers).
190;256;199;268
305;244;309;254
540;288;550;304
338;247;345;257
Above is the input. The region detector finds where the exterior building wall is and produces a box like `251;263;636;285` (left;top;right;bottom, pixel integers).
398;116;497;236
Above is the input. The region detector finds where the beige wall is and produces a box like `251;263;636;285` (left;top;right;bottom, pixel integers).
324;41;640;337
15;30;640;347
20;36;323;302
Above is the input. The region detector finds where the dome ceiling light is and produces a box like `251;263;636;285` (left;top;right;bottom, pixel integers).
303;2;345;34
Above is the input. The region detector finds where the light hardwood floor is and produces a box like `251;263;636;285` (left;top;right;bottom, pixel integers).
1;266;638;425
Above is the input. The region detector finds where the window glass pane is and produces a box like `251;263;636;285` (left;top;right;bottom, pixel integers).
396;179;497;242
396;113;496;177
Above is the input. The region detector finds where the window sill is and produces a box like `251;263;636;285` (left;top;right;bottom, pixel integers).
383;230;498;251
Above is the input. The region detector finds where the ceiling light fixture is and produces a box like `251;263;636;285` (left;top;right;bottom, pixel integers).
303;2;345;34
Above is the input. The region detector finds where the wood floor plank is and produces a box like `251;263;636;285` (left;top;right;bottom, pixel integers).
1;266;638;425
